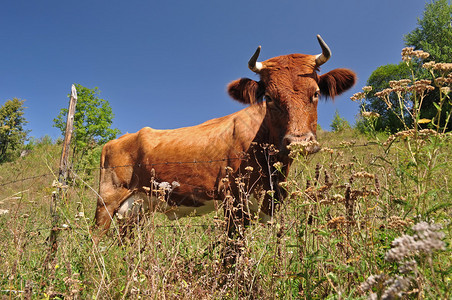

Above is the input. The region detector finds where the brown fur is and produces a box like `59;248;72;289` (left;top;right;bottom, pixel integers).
94;46;356;239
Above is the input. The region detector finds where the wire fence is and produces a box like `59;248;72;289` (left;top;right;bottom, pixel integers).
0;138;384;236
0;141;381;189
0;139;396;254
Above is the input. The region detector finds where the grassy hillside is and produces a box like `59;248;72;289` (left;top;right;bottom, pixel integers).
0;129;450;299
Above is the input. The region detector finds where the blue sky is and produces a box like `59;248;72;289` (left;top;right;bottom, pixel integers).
1;0;428;140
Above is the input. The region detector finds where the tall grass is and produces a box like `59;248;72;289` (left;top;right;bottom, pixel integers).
0;48;450;299
0;126;449;299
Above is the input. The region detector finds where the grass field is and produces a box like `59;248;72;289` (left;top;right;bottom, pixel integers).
0;129;450;299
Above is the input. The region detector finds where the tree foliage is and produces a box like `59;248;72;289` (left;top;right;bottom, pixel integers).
404;0;452;63
363;0;452;133
53;84;120;164
330;110;351;132
364;63;412;132
0;98;28;162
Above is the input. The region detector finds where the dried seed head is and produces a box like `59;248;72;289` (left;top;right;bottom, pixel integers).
339;140;356;147
352;171;375;179
415;50;430;59
266;190;275;197
401;47;430;61
401;47;415;61
441;86;451;94
361;111;380;118
362;86;372;92
388;216;413;231
375;88;392;99
413;79;434;94
350;91;365;102
327;216;347;229
320;147;334;154
287;140;320;157
433;62;452;71
383;129;439;146
435;77;447;86
389;79;411;88
278;181;288;188
273;162;283;170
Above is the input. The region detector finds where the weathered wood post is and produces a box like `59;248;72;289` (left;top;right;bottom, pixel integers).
44;84;77;269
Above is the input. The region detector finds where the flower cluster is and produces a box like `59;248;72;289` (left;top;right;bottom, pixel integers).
401;47;430;61
361;221;446;299
350;92;365;102
376;80;435;98
388;216;414;231
327;216;348;230
361;111;380;119
361;274;412;300
350;86;372;102
383;128;438;146
150;180;180;202
423;61;452;72
351;171;375;180
380;276;412;300
423;61;452;98
389;79;411;89
362;86;373;93
360;274;385;294
339;140;356;147
385;221;445;262
287;140;320;158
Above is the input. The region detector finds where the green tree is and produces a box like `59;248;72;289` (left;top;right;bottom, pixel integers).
363;63;412;132
404;0;452;63
0;98;28;162
330;110;351;132
363;0;452;132
53;84;120;167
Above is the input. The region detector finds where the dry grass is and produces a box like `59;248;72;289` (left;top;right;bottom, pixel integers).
0;128;450;299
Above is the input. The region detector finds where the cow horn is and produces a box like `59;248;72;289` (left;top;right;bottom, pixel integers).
248;46;263;72
315;35;331;66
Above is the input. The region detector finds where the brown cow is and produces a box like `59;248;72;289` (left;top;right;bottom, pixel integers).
94;35;356;238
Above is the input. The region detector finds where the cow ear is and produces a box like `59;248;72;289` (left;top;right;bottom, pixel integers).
318;69;356;99
228;78;264;104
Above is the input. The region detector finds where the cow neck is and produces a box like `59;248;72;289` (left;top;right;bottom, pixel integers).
261;101;288;151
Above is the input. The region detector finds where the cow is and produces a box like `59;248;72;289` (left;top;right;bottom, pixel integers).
94;35;356;239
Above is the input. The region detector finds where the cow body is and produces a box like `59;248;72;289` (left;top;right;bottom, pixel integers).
97;103;269;227
94;36;356;237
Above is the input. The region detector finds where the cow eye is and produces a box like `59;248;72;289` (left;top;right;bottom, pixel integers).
265;95;283;111
313;90;320;101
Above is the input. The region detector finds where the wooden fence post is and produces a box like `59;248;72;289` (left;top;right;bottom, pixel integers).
44;84;78;269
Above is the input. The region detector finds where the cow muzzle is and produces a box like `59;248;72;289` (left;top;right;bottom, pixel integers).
284;133;321;155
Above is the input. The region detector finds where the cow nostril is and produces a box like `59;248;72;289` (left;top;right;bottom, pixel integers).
284;133;316;144
284;133;320;154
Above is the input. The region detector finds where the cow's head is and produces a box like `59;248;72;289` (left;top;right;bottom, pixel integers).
228;35;356;154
